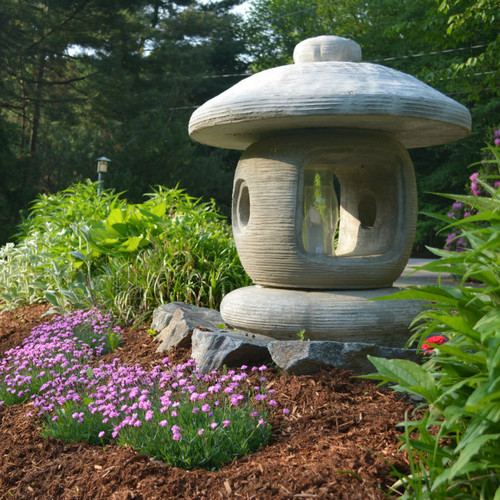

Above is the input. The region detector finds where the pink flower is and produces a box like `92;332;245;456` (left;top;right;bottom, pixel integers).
171;425;181;441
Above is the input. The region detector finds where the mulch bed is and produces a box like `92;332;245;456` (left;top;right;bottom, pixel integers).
0;304;413;499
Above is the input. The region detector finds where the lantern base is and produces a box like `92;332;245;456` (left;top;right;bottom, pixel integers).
220;286;422;348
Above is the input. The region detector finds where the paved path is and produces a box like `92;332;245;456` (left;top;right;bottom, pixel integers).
395;258;457;287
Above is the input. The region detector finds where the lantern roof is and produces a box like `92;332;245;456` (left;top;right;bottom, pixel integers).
189;35;471;150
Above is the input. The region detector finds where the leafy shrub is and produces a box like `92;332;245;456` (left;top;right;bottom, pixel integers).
0;181;120;309
0;182;250;323
365;140;500;499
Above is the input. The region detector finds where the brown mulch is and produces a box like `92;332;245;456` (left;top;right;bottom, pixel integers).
0;304;413;499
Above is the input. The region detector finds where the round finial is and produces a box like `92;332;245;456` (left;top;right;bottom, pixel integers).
293;35;362;63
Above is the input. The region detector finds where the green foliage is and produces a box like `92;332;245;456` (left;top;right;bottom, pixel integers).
364;145;500;498
0;182;251;324
296;329;309;342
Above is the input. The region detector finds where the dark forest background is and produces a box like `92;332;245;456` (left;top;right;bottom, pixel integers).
1;0;498;252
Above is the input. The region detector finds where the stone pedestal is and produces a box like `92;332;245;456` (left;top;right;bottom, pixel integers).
221;286;422;347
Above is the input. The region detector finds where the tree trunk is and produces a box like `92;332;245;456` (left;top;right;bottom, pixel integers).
30;56;46;154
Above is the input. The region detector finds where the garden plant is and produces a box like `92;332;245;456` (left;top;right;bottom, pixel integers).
0;308;122;406
0;309;286;470
366;131;500;499
0;182;251;324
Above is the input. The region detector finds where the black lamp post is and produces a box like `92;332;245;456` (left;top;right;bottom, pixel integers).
96;156;111;195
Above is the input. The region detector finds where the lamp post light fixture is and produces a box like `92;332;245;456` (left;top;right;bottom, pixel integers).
189;35;471;348
96;156;111;195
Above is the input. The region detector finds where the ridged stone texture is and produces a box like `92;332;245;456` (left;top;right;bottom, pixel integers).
220;286;423;346
189;36;471;151
232;130;417;289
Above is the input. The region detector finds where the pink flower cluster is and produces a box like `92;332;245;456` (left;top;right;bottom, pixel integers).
1;311;290;468
30;355;286;445
444;129;500;252
0;309;122;405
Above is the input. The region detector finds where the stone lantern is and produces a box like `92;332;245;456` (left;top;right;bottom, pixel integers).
189;36;471;347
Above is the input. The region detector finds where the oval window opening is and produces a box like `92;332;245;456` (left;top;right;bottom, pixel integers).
302;166;339;256
234;180;250;230
358;194;377;229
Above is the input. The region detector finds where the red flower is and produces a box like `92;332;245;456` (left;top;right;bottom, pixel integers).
421;335;447;355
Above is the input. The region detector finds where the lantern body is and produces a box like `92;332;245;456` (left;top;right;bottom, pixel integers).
232;130;417;289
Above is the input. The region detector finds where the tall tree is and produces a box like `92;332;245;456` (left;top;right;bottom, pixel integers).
0;0;247;244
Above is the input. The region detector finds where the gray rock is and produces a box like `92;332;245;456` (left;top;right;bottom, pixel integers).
151;302;223;332
191;328;272;374
155;307;223;353
268;340;419;375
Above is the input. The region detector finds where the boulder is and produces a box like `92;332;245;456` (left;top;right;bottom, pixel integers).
268;340;419;375
151;302;223;332
191;328;272;374
155;306;223;353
